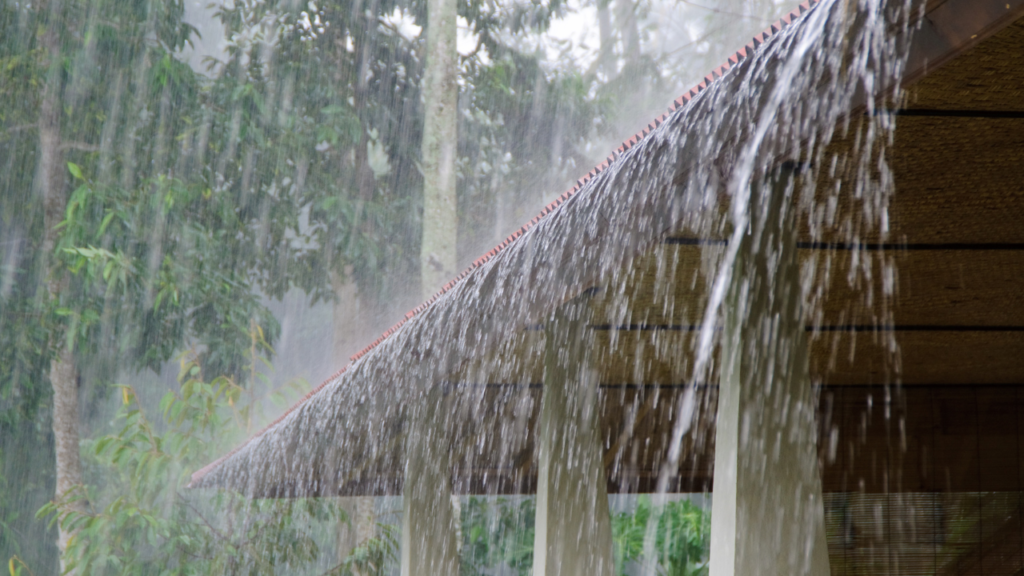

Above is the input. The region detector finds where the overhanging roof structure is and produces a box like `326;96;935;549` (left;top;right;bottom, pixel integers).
190;0;1024;514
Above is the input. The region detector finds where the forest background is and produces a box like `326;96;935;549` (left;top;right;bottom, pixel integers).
0;0;787;573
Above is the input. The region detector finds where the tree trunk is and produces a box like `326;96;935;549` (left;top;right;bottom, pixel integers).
336;498;358;566
332;17;384;565
331;289;379;568
615;0;641;66
336;496;377;573
419;0;459;300
37;1;83;571
596;0;614;78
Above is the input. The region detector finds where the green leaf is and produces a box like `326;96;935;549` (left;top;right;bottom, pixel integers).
159;392;176;419
67;162;83;180
98;211;116;236
94;437;115;456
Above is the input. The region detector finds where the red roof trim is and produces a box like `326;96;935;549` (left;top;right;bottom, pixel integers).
188;0;820;488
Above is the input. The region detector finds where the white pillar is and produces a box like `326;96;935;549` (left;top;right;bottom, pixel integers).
533;297;615;576
709;166;830;576
402;389;460;576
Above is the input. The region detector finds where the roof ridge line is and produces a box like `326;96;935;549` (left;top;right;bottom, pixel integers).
188;0;819;488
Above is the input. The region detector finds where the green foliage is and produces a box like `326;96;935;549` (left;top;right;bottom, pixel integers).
1;0;303;563
611;496;710;576
460;496;536;576
34;350;389;576
456;495;709;576
55;166;290;379
326;523;400;576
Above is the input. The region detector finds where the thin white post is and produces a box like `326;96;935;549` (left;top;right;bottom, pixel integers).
709;166;830;576
401;389;460;576
533;296;615;576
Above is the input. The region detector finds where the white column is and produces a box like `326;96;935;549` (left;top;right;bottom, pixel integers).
709;166;830;576
533;297;615;576
401;389;460;576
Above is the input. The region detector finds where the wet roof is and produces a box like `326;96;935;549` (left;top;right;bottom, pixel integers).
189;0;822;487
190;0;1024;493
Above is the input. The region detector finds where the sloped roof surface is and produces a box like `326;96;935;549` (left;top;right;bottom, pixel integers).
189;0;821;487
189;0;822;487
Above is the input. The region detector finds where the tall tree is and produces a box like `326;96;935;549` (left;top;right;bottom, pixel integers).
34;2;82;568
0;0;313;568
419;0;459;298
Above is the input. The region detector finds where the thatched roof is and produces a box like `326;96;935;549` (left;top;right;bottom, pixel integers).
190;0;1024;499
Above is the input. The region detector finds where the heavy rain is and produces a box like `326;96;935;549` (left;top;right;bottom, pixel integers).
3;0;1024;574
